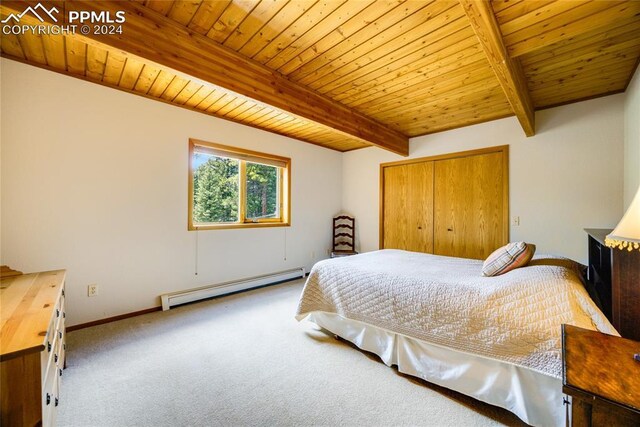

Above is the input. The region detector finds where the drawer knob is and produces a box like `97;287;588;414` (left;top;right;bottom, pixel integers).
62;289;65;296
59;368;63;377
47;341;52;352
46;393;51;405
56;309;60;318
59;331;63;339
63;312;66;318
447;228;453;232
55;354;58;363
55;397;59;407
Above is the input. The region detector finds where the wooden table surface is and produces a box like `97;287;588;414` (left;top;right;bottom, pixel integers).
563;324;640;412
0;270;66;361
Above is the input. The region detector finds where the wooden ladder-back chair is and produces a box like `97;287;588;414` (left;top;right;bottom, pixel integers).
331;215;358;258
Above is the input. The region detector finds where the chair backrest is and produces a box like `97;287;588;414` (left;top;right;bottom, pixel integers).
333;215;355;252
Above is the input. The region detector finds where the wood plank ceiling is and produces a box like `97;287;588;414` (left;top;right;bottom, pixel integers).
1;0;639;154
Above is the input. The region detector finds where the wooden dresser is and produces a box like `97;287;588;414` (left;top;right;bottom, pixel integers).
1;270;67;427
585;229;640;341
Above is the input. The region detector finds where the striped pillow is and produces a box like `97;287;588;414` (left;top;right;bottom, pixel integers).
482;242;536;277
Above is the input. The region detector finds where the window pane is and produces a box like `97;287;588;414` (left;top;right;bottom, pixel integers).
193;153;239;223
246;162;279;220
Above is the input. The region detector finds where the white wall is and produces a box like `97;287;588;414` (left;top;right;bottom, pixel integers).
0;59;342;326
624;66;640;209
1;57;631;325
343;95;625;264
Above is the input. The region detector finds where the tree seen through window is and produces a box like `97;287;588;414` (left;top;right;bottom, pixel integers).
193;155;239;223
246;162;279;220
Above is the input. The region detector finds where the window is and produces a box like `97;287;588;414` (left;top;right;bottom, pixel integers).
188;139;290;230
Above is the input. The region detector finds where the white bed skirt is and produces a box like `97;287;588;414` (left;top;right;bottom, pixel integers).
301;311;566;427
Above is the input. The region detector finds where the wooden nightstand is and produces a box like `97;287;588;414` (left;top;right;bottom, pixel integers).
584;229;640;341
562;324;640;426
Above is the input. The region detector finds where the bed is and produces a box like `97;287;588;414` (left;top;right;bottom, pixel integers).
295;249;617;427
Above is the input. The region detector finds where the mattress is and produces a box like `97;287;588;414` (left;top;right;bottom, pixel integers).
295;249;618;426
296;249;616;379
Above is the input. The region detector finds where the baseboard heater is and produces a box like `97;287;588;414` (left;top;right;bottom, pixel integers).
160;267;305;311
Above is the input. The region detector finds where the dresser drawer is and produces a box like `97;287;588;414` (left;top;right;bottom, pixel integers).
41;331;58;382
42;359;61;427
42;353;57;426
53;331;64;370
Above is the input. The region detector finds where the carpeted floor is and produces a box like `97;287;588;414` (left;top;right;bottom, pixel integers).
58;279;527;427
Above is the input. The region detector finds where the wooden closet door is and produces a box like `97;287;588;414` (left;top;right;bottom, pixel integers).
433;152;505;259
382;162;434;253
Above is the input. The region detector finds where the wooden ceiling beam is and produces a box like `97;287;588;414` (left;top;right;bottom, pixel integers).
458;0;535;137
0;0;408;155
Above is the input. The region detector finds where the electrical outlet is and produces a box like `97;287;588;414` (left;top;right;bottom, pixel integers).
512;216;520;226
88;284;98;297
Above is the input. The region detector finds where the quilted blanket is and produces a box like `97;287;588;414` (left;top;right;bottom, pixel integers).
296;250;617;378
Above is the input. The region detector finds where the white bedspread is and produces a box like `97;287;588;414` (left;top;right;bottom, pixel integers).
296;249;617;378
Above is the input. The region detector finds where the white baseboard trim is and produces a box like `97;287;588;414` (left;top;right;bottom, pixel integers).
160;267;305;310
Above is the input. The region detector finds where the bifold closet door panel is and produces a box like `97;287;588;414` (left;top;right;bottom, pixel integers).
433;152;505;260
382;164;406;250
382;162;434;253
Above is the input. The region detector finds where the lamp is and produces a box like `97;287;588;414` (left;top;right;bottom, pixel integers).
605;186;640;252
